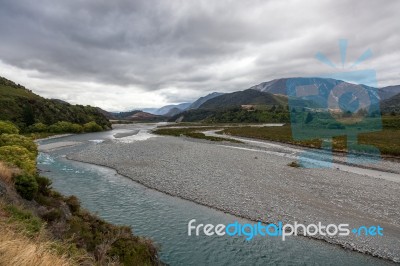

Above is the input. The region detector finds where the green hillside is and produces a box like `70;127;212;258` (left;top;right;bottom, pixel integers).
0;77;111;131
198;89;282;109
381;92;400;114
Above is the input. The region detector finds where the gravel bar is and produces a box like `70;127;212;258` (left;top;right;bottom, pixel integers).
68;134;400;262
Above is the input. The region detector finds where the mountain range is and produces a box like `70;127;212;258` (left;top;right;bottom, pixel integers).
2;74;400;125
94;77;400;122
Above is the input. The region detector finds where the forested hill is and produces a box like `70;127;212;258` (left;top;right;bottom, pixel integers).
0;76;111;131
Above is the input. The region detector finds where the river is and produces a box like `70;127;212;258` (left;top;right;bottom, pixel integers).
36;125;394;265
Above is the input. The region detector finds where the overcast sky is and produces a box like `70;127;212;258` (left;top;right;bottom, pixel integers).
0;0;399;111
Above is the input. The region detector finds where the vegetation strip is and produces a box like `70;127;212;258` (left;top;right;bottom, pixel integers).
0;120;161;265
153;127;243;143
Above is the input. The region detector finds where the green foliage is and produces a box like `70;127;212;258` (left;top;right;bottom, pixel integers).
48;121;83;133
35;175;52;196
0;121;19;134
108;237;158;266
198;89;281;109
305;112;314;124
83;121;103;132
66;195;80;214
65;211;158;265
0;134;38;156
27;122;48;132
382;115;400;129
171;107;290;123
41;208;62;222
0;145;36;174
22;105;35;126
0;76;111;131
153;127;242;143
5;205;43;235
14;174;38;200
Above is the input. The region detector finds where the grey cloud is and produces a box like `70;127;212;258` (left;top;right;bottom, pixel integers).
0;0;399;110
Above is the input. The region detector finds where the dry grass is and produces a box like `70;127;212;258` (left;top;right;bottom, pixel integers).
0;161;13;185
0;200;93;266
0;161;20;185
0;226;72;266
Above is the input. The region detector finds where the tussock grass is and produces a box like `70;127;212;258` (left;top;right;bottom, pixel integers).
0;161;20;185
0;200;93;266
0;228;72;266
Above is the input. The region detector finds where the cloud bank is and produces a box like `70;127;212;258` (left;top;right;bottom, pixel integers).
0;0;399;111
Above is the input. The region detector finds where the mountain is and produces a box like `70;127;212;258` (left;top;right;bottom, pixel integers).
164;107;183;117
100;109;165;122
381;92;400;113
378;85;400;101
198;89;283;109
153;102;192;115
188;92;224;109
105;110;141;120
249;77;355;95
124;111;165;122
0;76;111;130
141;108;159;114
249;78;289;94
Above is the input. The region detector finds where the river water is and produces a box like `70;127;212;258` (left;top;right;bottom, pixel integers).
36;126;393;265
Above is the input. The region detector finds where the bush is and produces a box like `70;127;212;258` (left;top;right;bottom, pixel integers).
108;237;157;266
48;121;83;133
0;134;38;156
41;208;62;222
83;121;103;132
0;145;36;175
27;122;48;133
0;121;19;134
35;175;52;196
65;195;80;214
14;174;38;200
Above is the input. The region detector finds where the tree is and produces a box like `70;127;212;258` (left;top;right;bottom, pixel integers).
22;105;35;126
305;112;314;124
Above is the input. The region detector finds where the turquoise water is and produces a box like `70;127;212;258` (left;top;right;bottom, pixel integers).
37;132;392;265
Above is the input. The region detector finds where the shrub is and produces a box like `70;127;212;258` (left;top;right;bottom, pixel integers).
0;121;19;134
0;145;36;175
0;134;38;156
35;175;52;196
65;195;80;214
41;208;62;222
83;121;103;132
27;122;48;133
14;174;38;200
108;237;158;266
48;121;83;133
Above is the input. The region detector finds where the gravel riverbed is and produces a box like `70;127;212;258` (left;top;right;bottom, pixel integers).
68;133;400;262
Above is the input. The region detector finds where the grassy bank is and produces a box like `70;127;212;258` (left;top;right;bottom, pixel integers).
153;127;242;143
219;124;400;157
0;120;161;265
159;115;400;157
